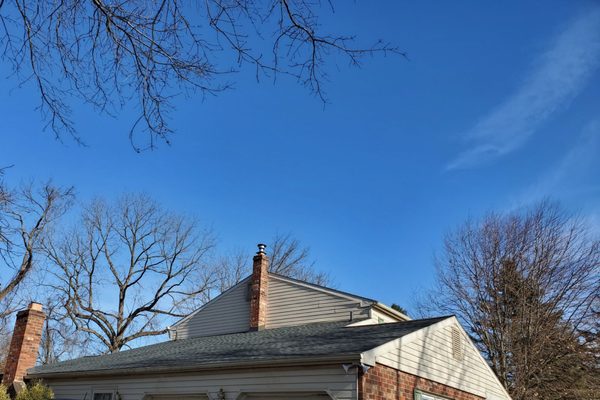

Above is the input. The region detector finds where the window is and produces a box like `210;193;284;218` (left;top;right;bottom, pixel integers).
93;393;113;400
414;390;452;400
92;388;116;400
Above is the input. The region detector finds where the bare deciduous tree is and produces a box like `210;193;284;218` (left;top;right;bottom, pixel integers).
0;183;74;304
0;0;402;149
212;250;249;295
425;202;600;400
0;317;10;370
177;232;329;316
44;194;215;353
214;232;330;295
0;180;72;367
38;297;91;365
268;232;329;285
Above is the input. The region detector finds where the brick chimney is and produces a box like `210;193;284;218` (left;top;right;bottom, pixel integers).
2;302;45;389
249;244;269;330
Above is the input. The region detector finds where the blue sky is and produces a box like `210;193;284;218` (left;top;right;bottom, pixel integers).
1;1;599;313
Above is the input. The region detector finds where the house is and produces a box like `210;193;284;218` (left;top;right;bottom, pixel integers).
3;244;512;400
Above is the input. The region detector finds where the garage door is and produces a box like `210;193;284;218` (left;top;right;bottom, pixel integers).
240;393;332;400
145;394;209;400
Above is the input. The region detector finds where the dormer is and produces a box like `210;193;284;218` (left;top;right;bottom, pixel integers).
169;244;409;340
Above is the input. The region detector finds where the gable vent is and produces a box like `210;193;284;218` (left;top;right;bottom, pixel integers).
451;326;464;361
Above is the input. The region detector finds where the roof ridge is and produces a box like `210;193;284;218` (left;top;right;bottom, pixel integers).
172;272;378;330
269;272;377;303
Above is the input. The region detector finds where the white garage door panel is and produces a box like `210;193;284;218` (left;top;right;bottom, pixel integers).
241;393;332;400
250;397;329;400
146;394;209;400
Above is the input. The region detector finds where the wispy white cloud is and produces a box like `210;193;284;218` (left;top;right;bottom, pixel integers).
510;120;600;208
447;7;600;170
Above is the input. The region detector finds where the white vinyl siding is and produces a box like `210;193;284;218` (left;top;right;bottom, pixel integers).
376;320;510;400
348;309;403;326
172;274;374;339
372;310;401;324
173;278;251;339
45;365;356;400
266;277;370;328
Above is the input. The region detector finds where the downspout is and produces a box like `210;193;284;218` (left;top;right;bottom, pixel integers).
342;363;371;400
357;366;362;400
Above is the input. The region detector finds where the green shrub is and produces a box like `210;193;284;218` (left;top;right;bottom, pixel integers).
0;385;10;400
15;382;53;400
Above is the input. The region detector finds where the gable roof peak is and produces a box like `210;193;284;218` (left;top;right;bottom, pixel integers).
269;272;377;304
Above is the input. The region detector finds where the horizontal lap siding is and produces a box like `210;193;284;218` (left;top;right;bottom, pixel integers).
175;278;251;339
376;322;509;400
45;365;357;400
370;310;400;323
266;278;369;328
349;310;402;326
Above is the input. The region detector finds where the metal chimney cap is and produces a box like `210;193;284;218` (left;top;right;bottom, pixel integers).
257;243;267;254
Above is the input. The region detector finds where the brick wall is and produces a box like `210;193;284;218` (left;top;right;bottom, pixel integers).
359;363;484;400
2;303;46;387
249;246;269;330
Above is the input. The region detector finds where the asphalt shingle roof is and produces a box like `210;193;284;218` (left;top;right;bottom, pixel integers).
29;316;449;378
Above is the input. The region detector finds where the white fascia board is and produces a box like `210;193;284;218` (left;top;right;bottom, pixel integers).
373;302;412;321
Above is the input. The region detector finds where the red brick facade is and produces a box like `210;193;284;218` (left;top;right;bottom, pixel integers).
249;245;269;330
359;363;484;400
2;303;46;387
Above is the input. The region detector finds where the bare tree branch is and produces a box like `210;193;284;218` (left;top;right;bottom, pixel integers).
423;201;600;400
268;232;329;285
213;231;330;296
38;296;91;365
0;0;403;150
0;182;73;303
44;193;215;353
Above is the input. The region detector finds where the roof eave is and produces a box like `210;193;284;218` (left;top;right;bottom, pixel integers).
26;354;362;380
373;302;411;321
